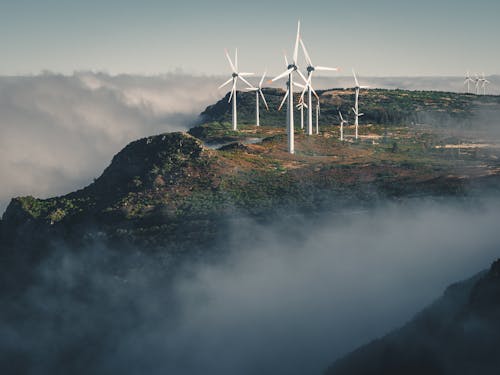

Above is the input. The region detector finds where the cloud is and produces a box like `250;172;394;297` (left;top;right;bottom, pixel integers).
1;198;499;374
0;72;221;213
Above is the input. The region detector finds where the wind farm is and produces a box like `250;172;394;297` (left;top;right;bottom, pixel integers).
217;21;497;155
2;3;500;375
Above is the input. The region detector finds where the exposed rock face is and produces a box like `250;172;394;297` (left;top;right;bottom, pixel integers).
0;132;218;250
325;259;500;375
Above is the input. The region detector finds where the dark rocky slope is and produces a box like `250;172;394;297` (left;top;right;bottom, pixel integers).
326;259;500;375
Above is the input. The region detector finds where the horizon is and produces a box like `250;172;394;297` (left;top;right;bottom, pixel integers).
1;1;500;76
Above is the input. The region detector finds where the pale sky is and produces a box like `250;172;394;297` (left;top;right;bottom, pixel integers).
1;0;499;76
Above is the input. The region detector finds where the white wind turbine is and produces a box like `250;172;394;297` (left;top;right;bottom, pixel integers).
480;73;490;95
296;100;308;129
474;73;481;95
339;111;348;141
298;75;320;134
300;38;338;136
464;71;474;94
352;69;369;140
270;21;308;154
294;79;312;130
219;49;254;131
246;71;269;126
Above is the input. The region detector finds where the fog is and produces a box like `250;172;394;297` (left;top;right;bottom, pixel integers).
0;72;220;213
1;198;499;374
0;72;497;214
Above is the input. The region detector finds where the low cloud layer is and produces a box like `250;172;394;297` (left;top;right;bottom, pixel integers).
0;72;220;213
1;199;499;374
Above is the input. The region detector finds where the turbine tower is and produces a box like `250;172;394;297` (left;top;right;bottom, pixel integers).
246;71;269;126
339;111;347;141
300;38;338;136
464;71;474;94
271;21;308;154
352;69;369;140
219;49;254;131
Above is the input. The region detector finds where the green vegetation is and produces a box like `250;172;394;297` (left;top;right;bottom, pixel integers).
200;88;500;134
3;89;500;249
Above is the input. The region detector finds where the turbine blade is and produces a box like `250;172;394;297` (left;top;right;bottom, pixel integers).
315;66;339;71
239;75;254;88
278;90;289;111
300;38;313;66
311;86;319;100
259;89;269;110
352;68;359;87
271;68;294;82
300;88;306;103
218;77;233;90
225;49;236;72
296;69;308;84
339;111;344;121
235;48;238;71
259;70;267;88
239;72;255;77
284;52;289;67
293;20;301;63
228;81;237;103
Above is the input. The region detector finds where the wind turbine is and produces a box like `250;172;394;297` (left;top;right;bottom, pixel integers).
298;75;319;133
480;73;490;95
270;21;308;154
300;38;338;136
219;48;254;131
339;111;347;141
464;71;474;94
246;71;269;126
474;73;481;95
296;100;308;130
294;79;314;130
352;69;369;140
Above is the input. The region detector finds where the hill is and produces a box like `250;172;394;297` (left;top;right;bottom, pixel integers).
2;89;500;254
199;88;500;130
325;258;500;375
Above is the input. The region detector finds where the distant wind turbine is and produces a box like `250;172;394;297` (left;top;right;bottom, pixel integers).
352;69;369;140
474;73;481;95
246;71;269;126
219;48;254;131
298;75;319;133
339;111;347;141
464;71;474;94
480;73;490;95
296;100;308;130
270;20;308;154
300;38;338;136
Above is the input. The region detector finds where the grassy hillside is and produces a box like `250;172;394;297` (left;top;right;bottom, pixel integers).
201;88;500;128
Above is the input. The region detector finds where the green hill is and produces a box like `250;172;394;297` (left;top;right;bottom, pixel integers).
2;88;500;253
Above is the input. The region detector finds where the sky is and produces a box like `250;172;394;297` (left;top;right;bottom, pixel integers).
1;0;500;77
